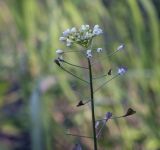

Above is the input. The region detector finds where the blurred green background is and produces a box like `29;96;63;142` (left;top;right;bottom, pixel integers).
0;0;160;150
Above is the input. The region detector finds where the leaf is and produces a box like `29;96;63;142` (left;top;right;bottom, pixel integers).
123;108;136;117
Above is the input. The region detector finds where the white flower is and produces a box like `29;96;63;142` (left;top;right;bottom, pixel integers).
86;49;92;58
97;48;103;53
118;67;127;75
56;49;64;61
93;24;100;29
85;25;90;30
80;25;86;31
56;49;64;55
93;25;103;35
85;32;93;39
93;29;103;35
63;29;70;37
71;27;77;33
66;39;72;46
117;44;125;51
80;24;90;31
59;37;66;41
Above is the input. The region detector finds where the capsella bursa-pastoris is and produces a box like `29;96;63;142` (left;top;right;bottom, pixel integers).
54;24;136;150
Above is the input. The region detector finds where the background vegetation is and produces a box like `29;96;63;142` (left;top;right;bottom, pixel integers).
0;0;159;149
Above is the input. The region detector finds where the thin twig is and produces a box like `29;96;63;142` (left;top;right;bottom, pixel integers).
62;59;88;69
66;133;93;139
93;73;108;79
91;49;120;66
94;74;119;93
96;122;106;139
64;50;84;53
96;116;123;122
60;66;89;84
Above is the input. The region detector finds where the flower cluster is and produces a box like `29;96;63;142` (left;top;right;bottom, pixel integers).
59;24;103;48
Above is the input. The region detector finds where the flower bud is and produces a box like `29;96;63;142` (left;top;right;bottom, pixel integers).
97;48;103;53
86;49;92;58
59;37;66;41
118;67;127;75
117;44;125;51
56;49;64;55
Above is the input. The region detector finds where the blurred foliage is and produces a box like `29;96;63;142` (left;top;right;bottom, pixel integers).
0;0;160;150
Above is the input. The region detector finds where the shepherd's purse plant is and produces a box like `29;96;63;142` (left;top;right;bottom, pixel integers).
54;24;136;150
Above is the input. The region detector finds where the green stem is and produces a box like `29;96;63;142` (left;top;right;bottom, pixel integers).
66;133;93;139
60;66;89;84
94;74;119;93
61;59;88;69
88;58;98;150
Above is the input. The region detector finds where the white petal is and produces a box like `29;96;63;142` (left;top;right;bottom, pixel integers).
85;25;90;30
66;39;72;46
71;27;77;33
117;44;125;51
63;29;70;37
86;49;92;58
93;28;103;35
56;49;63;54
81;25;86;31
97;48;103;52
59;37;66;41
118;67;127;75
94;24;99;29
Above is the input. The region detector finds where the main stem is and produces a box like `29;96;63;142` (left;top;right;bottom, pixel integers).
88;58;98;150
